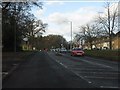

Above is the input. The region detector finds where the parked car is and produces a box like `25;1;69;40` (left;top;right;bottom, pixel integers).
71;48;85;56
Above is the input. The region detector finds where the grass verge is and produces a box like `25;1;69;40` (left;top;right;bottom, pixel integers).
2;51;36;73
84;49;120;61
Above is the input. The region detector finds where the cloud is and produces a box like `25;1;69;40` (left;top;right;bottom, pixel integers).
33;5;105;41
34;6;47;16
46;0;64;5
48;12;68;24
48;6;99;24
47;6;99;38
45;7;99;41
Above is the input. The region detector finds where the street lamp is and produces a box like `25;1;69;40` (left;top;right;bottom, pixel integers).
70;21;73;50
67;21;73;50
63;20;73;50
23;37;28;50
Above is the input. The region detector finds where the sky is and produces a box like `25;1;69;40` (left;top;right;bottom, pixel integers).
31;0;119;41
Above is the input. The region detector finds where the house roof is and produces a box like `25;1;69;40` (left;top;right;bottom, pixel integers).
116;31;120;37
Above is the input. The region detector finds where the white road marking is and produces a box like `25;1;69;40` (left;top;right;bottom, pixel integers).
77;71;119;74
47;52;119;88
63;53;117;70
100;86;119;88
84;76;118;79
78;58;114;69
2;72;8;75
71;71;93;84
48;53;94;84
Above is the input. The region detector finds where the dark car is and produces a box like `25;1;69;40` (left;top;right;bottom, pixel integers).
71;48;85;56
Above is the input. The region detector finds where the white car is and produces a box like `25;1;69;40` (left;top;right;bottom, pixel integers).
60;48;67;53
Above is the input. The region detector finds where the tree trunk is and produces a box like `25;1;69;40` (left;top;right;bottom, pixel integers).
109;34;112;50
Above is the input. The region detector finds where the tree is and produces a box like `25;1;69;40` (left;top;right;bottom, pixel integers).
75;23;102;50
29;20;48;50
34;35;68;50
2;2;45;51
97;2;118;49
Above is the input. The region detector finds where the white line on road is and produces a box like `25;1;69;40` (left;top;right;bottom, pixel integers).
48;52;119;88
48;53;94;85
84;76;118;79
77;71;119;74
62;53;117;70
100;86;119;88
72;56;116;70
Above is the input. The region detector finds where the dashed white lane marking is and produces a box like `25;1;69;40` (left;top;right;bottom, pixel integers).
72;72;92;84
54;60;93;84
2;72;8;75
59;62;68;68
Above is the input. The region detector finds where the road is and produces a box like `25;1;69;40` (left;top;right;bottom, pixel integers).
2;51;119;88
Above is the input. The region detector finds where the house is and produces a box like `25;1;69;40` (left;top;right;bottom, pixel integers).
112;31;120;49
83;31;120;50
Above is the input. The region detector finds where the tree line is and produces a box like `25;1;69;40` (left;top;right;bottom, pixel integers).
29;35;68;51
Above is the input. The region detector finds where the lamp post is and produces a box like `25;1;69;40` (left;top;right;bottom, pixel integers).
63;20;73;50
70;21;72;50
67;21;73;50
23;37;28;50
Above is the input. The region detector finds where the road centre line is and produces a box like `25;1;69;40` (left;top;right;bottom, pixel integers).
48;53;68;69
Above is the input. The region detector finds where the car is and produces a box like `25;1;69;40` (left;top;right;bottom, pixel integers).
60;48;67;53
71;48;85;56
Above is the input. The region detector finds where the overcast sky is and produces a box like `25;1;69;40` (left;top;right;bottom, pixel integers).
31;0;119;41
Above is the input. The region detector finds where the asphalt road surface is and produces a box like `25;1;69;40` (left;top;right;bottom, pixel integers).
3;51;95;88
49;52;119;88
2;51;119;88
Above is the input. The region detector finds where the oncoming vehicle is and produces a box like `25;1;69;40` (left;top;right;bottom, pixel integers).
60;48;67;53
71;48;85;56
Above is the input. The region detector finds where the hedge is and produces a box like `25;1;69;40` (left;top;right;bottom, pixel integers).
84;49;120;61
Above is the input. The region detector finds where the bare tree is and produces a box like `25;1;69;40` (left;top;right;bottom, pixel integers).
97;2;118;49
75;23;101;50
